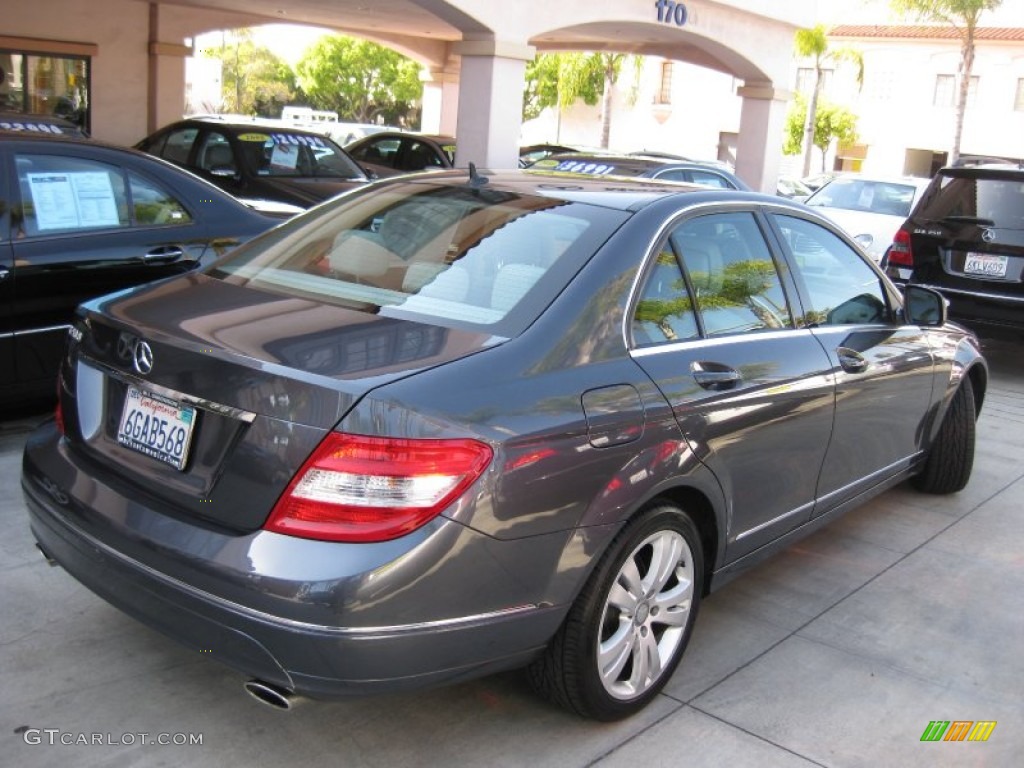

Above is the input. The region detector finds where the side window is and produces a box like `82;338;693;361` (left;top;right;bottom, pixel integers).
653;169;688;183
401;140;443;171
774;214;891;326
688;170;734;189
632;248;698;346
157;128;199;165
350;138;400;168
196;132;237;175
129;173;191;226
14;153;129;237
675;212;794;337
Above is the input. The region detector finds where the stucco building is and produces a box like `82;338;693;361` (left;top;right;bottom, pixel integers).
5;1;1021;192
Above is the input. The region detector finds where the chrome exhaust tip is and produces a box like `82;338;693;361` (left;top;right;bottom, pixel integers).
35;542;58;567
243;680;301;711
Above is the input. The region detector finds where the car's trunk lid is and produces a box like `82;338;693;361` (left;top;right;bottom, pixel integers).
62;273;496;532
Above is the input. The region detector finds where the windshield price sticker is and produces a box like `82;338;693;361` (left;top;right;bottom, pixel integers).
117;387;196;471
964;252;1008;278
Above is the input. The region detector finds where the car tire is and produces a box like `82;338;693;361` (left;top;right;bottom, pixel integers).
912;376;976;494
528;503;703;720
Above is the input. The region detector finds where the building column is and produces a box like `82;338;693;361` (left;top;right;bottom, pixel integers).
735;82;791;193
450;39;535;170
147;3;191;133
420;66;460;135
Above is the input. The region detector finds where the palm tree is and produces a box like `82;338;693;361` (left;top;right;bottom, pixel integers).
597;53;628;149
794;25;864;177
891;0;1003;166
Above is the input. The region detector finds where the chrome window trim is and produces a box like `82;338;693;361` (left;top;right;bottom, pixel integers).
630;327;817;358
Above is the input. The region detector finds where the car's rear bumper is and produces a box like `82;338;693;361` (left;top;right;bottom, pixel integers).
913;281;1024;333
21;423;568;700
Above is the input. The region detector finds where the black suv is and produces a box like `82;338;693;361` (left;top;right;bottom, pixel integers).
884;166;1024;335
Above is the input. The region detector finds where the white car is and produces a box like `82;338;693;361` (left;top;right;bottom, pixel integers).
804;175;931;262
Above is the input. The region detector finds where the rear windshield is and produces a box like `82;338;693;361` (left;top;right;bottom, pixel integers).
917;173;1024;230
807;178;919;217
210;181;627;336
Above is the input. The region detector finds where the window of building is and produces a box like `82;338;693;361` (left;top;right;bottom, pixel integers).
1015;78;1024;111
1;49;91;132
864;69;895;103
933;74;978;108
655;62;673;105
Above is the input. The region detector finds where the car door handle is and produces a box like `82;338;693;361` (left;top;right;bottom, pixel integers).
142;247;185;264
691;361;741;391
0;266;9;281
837;346;869;373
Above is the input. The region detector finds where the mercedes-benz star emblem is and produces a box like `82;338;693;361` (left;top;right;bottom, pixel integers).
132;340;155;375
982;228;996;243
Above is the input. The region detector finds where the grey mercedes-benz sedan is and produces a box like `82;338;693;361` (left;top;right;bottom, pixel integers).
22;169;986;721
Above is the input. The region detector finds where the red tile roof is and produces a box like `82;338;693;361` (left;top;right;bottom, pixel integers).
830;25;1024;42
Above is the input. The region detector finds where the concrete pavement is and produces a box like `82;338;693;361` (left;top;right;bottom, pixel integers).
2;335;1021;767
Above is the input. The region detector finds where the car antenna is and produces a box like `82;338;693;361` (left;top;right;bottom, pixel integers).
468;162;489;187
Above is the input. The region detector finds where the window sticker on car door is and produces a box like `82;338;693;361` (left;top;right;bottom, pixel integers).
27;172;120;230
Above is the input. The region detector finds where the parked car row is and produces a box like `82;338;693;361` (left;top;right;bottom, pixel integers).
797;164;1024;335
5;106;1021;415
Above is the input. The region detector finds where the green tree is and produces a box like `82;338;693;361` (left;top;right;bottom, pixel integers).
523;53;603;128
295;36;422;124
784;94;858;172
523;52;637;147
890;0;1003;165
793;25;863;176
202;30;296;116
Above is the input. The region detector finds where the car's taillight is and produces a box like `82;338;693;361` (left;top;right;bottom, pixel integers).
887;228;914;267
265;433;493;542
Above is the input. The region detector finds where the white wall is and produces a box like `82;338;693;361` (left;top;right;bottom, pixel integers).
522;58;741;163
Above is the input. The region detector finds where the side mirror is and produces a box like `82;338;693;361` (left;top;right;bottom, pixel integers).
903;285;948;327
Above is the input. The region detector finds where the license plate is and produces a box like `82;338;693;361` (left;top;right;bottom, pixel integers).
964;252;1009;278
117;387;196;471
